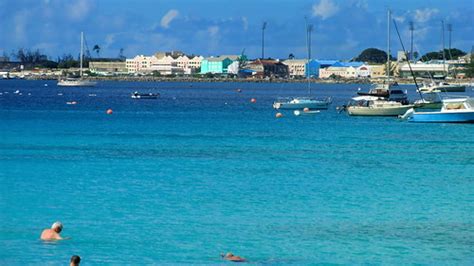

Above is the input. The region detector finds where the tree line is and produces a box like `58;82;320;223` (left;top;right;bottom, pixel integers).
353;47;467;64
5;47;126;69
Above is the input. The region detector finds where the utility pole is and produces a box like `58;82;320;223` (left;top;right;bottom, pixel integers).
261;22;267;59
409;21;414;61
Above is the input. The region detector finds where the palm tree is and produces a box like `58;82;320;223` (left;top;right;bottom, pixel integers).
92;44;101;58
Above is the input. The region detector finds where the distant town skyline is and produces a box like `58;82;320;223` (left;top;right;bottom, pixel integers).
1;0;473;60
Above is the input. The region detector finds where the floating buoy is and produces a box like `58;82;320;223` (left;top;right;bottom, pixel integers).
66;101;77;105
250;98;256;103
236;89;242;93
275;112;283;118
106;109;113;115
44;84;48;87
303;107;310;112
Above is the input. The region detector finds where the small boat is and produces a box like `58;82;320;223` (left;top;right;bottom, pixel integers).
357;84;408;103
418;81;466;93
294;109;320;116
346;96;414;116
58;77;96;87
400;96;474;123
273;97;331;110
131;91;160;99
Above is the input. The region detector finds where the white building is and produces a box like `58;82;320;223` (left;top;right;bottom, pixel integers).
283;59;307;77
126;55;158;73
126;52;203;75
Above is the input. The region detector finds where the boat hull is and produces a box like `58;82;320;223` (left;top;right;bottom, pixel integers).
58;80;97;87
273;99;331;110
419;85;466;93
407;111;474;123
347;105;413;116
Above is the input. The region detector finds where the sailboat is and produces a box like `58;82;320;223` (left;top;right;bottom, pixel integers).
418;21;465;93
273;20;331;110
58;32;97;87
346;10;413;116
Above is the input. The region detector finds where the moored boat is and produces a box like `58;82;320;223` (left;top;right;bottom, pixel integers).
401;96;474;123
273;97;331;110
131;91;160;99
346;96;414;116
418;81;466;93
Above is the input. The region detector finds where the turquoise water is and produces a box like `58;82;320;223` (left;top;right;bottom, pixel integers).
0;80;473;265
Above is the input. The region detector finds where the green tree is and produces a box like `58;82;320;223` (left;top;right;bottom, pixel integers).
421;48;466;61
93;44;101;58
354;48;395;64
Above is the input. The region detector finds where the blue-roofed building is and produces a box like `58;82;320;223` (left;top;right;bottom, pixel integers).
283;59;320;78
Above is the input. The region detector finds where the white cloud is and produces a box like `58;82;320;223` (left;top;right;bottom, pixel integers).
68;0;91;21
413;8;439;23
242;16;248;31
104;34;115;49
14;10;29;42
312;0;339;20
208;26;219;37
161;9;179;29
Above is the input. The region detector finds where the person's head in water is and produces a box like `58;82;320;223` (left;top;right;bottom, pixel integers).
51;221;63;233
70;255;81;266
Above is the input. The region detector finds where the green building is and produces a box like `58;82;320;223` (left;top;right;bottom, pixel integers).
200;55;239;74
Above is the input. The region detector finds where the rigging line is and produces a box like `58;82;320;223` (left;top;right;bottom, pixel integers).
392;18;423;100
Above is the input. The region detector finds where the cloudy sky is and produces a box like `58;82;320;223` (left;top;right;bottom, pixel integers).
1;0;473;60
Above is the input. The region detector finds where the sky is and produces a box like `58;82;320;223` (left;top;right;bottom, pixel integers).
0;0;473;61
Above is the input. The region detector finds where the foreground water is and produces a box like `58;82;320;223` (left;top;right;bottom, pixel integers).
0;80;473;265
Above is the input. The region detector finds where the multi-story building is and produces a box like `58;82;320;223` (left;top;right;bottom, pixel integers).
126;55;158;73
200;55;239;74
282;59;320;78
126;52;203;74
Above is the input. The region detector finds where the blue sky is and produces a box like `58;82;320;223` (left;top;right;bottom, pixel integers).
1;0;473;60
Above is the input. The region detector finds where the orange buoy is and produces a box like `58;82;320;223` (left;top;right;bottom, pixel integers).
303;107;310;112
250;98;256;103
106;109;113;115
275;112;283;118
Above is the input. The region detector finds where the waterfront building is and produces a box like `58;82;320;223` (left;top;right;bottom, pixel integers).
368;64;386;78
200;55;239;74
126;55;158;73
89;60;127;75
399;61;451;78
283;59;320;78
245;59;289;78
126;52;203;75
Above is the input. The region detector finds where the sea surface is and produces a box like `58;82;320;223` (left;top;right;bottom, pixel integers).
0;80;473;265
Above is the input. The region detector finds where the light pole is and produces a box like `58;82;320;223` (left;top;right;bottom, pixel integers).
262;22;267;59
409;21;414;61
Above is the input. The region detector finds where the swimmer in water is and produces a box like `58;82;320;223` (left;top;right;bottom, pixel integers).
40;221;64;240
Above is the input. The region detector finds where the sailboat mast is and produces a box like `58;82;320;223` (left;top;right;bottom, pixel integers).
387;9;391;89
305;17;312;94
441;20;446;76
80;32;84;77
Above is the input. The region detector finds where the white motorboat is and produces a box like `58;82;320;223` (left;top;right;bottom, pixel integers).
401;96;474;123
418;81;466;93
131;91;160;99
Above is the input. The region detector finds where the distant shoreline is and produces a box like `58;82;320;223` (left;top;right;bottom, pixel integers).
21;75;437;85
